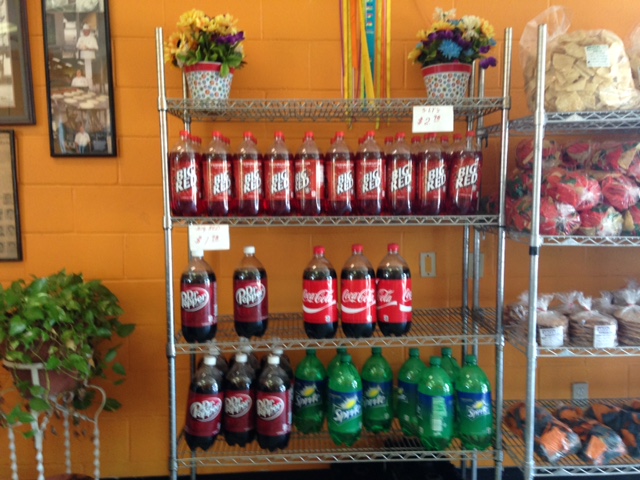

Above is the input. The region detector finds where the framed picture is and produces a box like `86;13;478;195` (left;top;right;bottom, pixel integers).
0;0;35;125
42;0;117;157
0;130;22;261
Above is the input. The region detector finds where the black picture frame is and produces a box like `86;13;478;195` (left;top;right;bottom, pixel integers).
0;0;35;125
0;130;22;261
42;0;117;157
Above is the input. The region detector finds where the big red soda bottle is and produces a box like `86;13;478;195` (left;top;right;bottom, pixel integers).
223;352;256;447
448;131;482;215
256;355;292;451
355;131;385;215
303;246;339;339
294;131;324;216
180;249;217;343
184;355;224;451
376;243;412;336
416;133;447;215
265;131;293;215
340;244;376;338
234;132;263;216
234;246;268;338
386;132;414;215
325;131;355;215
202;131;232;216
169;130;200;216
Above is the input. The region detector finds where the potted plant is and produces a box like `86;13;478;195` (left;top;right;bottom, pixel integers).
164;9;246;100
0;270;135;420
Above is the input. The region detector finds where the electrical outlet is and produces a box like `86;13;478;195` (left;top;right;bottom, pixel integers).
420;252;436;278
572;382;589;400
468;253;485;278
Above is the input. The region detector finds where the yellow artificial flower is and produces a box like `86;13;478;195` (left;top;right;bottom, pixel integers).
177;9;206;30
407;48;422;63
431;20;455;33
481;20;495;40
416;29;430;41
212;13;238;36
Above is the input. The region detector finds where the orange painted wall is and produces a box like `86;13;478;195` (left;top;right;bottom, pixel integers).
0;0;639;477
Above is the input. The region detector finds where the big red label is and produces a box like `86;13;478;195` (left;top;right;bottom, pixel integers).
449;152;482;214
326;159;355;202
356;159;384;200
181;283;217;327
203;160;231;202
184;391;223;437
389;161;413;198
341;279;375;325
234;279;268;323
265;160;292;201
223;390;255;433
256;391;291;436
295;158;323;200
235;159;262;200
302;278;338;325
376;278;413;324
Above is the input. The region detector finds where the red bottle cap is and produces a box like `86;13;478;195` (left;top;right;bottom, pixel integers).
352;244;363;254
313;246;325;256
411;135;422;144
466;130;476;137
395;132;406;141
305;131;315;139
275;131;285;141
335;131;345;139
453;133;463;141
387;243;399;253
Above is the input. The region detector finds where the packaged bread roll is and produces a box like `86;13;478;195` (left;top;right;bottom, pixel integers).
613;288;640;346
569;294;618;347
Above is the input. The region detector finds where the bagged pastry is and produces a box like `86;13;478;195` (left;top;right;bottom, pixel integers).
569;294;618;347
613;288;640;346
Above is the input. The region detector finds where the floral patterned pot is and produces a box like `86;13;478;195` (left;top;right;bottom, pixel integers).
184;62;234;100
421;63;472;100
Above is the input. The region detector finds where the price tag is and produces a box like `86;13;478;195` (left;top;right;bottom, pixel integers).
412;105;454;133
593;324;617;348
539;326;564;348
585;45;610;68
188;224;230;251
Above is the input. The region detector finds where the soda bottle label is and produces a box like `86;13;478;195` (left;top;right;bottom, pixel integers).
293;379;325;412
302;278;338;324
236;159;262;201
397;380;418;420
204;161;231;202
357;159;384;200
184;391;223;437
256;391;291;436
172;163;198;200
181;283;217;328
418;158;447;210
224;390;254;433
449;153;482;214
295;159;323;200
234;279;268;322
341;279;375;325
328;389;362;427
457;391;492;431
417;392;454;436
376;278;412;324
327;161;355;202
389;161;413;200
266;160;292;201
362;380;392;413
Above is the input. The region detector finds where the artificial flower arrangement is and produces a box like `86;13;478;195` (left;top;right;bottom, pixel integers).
164;9;246;77
408;8;497;69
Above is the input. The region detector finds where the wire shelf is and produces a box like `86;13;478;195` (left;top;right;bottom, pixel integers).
163;97;507;123
175;307;497;354
503;399;640;476
504;230;640;247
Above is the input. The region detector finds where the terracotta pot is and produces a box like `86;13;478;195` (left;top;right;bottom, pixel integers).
3;360;82;399
421;63;472;99
184;62;234;100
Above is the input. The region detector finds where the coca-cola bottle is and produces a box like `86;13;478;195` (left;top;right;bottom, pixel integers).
169;130;200;216
325;131;355;215
234;131;263;216
180;249;217;343
265;131;293;216
202;131;232;216
340;244;376;338
355;131;385;215
233;246;268;338
416;133;447;215
386;132;414;215
303;246;339;339
223;352;256;447
256;355;292;451
294;131;324;216
448;131;482;215
376;243;412;336
184;355;224;451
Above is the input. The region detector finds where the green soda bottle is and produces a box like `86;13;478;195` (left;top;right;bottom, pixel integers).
455;354;493;450
361;347;393;433
293;349;327;434
396;348;426;436
440;347;461;383
417;356;454;450
327;347;348;378
328;354;363;446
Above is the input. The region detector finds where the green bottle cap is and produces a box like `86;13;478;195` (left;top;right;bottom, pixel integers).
441;347;453;356
307;349;317;356
337;347;348;354
409;348;420;357
372;347;382;355
340;354;352;363
464;354;477;365
430;356;441;367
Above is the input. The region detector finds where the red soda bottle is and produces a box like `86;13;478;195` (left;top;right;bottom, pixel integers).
325;131;355;215
233;246;269;338
180;249;217;343
234;131;263;216
256;355;292;451
340;244;376;338
202;131;232;216
303;246;339;339
294;131;324;216
376;243;412;336
448;131;482;215
416;133;447;215
386;132;414;215
265;131;293;215
223;352;256;447
169;130;200;216
355;131;385;215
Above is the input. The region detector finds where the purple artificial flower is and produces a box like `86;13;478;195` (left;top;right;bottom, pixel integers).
479;45;491;54
480;56;497;69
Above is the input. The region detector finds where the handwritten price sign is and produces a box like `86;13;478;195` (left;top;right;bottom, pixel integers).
188;224;230;251
412;105;454;133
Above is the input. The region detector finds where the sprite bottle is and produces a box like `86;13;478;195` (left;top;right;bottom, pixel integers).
327;347;348;379
328;354;362;446
456;354;493;450
396;348;426;436
440;347;461;383
361;347;393;433
417;356;454;450
293;349;327;434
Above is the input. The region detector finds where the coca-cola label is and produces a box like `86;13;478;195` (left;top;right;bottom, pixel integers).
265;160;292;201
357;158;384;200
293;379;326;412
181;282;217;328
223;391;254;433
295;158;323;200
184;391;223;437
302;278;338;325
204;160;231;202
256;391;291;436
340;278;375;325
235;159;262;200
376;278;412;324
234;279;268;323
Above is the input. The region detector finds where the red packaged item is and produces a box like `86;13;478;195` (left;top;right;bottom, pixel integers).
506;168;533;199
515;138;562;170
600;173;640;211
562;140;593;170
547;171;602;211
578;205;624;236
507;196;580;235
589;141;639;173
623;202;640;235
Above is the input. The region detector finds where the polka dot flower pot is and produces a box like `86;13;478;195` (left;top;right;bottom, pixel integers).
184;62;234;100
421;63;472;100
